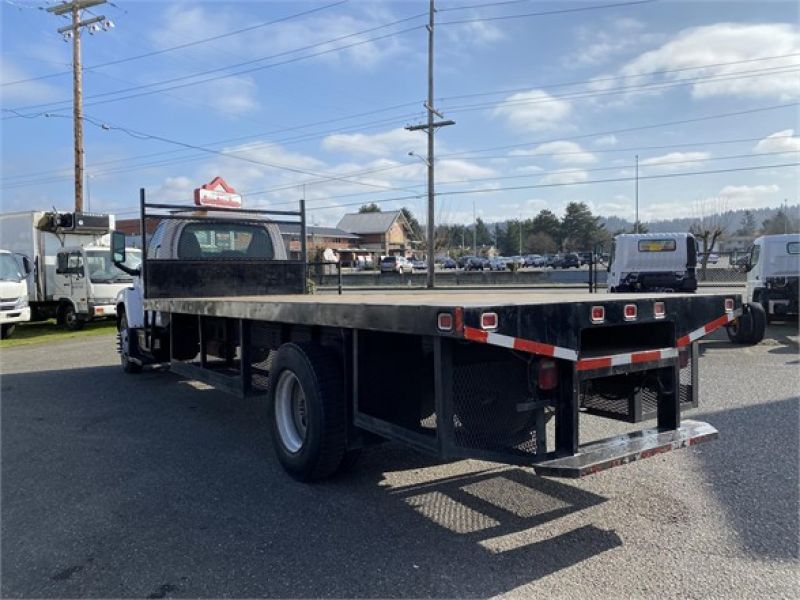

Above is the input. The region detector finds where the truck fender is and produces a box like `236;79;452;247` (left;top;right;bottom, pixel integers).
118;282;145;328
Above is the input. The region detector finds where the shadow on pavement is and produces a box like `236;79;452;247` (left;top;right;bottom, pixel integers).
695;396;799;560
2;365;621;598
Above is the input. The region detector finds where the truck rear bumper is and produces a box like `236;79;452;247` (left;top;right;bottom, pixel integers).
532;420;718;478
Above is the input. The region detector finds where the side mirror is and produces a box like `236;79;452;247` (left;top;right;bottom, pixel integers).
111;231;126;265
56;253;68;274
21;256;32;276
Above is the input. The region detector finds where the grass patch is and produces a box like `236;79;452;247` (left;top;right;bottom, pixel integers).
0;319;116;348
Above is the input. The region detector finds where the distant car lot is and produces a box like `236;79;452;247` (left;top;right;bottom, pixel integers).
1;321;797;598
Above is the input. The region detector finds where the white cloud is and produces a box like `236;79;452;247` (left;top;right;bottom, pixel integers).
754;129;800;153
719;184;780;199
617;23;800;101
594;134;618;148
540;169;588;185
492;89;572;133
151;4;410;72
565;17;661;67
640;151;710;172
528;141;597;165
321;128;424;158
0;57;62;105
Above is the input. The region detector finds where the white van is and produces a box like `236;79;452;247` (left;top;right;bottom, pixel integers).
607;233;697;293
0;250;32;339
744;233;799;321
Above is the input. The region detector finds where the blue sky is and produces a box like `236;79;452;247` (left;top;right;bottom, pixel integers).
1;0;798;227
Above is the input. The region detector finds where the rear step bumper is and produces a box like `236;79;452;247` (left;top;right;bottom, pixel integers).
532;420;718;478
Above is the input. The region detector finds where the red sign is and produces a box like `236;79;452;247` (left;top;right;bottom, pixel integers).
194;177;242;208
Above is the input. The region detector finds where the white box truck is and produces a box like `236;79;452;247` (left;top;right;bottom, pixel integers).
0;249;33;338
0;211;141;330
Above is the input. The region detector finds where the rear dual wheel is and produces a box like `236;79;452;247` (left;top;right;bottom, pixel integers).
266;342;352;481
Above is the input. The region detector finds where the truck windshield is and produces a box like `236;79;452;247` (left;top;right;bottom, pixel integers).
86;249;142;283
0;254;23;281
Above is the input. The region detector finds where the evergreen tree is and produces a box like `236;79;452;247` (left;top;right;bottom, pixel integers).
358;203;381;213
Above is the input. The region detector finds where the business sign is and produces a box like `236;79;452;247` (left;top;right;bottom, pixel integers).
194;177;242;208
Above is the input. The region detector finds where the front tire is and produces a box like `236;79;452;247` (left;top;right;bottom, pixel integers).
62;304;84;331
118;312;142;373
726;307;753;344
1;324;15;339
747;302;767;344
266;342;347;481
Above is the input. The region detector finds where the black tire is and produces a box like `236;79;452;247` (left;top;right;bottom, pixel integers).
118;312;142;373
747;302;767;344
726;308;753;344
1;324;15;339
266;342;347;482
61;304;84;331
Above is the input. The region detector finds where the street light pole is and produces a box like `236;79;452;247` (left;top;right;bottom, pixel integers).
634;154;639;233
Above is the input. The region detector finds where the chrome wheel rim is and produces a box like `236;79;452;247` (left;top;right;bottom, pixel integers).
275;370;307;453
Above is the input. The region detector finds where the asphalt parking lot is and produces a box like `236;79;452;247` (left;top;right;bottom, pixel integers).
1;323;798;598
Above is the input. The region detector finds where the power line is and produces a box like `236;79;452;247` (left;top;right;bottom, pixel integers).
437;0;656;25
436;52;800;104
5;15;427;114
438;0;532;12
1;1;348;86
75;114;421;194
442;64;800;114
440;162;800;196
441;102;800;158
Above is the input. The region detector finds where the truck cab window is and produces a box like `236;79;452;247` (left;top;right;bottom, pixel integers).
178;223;274;260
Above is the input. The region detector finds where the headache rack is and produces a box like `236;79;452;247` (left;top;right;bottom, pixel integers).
137;189;308;299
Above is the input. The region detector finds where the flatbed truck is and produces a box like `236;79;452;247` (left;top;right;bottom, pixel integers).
112;193;738;481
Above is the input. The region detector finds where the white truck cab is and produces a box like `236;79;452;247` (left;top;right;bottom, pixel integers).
744;233;799;321
607;233;697;293
0;250;32;339
54;245;142;328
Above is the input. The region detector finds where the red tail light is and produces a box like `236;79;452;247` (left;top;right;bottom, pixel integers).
624;304;637;320
724;298;734;312
538;359;558;390
591;306;605;323
481;312;498;330
653;301;666;318
437;313;453;331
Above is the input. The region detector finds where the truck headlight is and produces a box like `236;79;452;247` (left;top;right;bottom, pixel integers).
15;295;28;308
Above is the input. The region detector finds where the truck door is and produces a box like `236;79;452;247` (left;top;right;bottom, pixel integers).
746;243;761;302
55;251;89;313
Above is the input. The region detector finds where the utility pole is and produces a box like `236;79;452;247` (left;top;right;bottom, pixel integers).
518;217;522;255
47;0;112;214
406;0;454;288
634;154;639;233
472;202;477;253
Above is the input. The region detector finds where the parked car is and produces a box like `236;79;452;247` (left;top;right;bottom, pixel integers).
524;254;545;267
464;257;485;271
380;255;412;273
509;256;525;268
698;252;720;264
411;259;427;270
554;253;581;269
457;255;473;269
544;254;558;268
578;252;594;266
488;258;506;271
442;258;457;269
